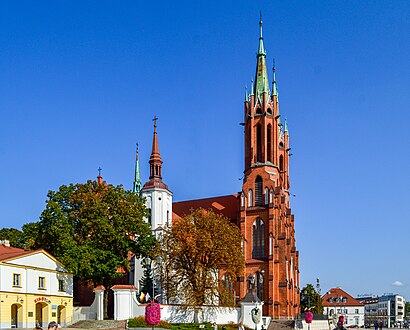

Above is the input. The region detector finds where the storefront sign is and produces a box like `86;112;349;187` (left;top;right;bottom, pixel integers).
34;297;51;304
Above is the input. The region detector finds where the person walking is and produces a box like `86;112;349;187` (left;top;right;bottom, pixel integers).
333;321;347;330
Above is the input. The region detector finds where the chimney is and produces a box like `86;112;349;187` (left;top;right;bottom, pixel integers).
0;239;10;247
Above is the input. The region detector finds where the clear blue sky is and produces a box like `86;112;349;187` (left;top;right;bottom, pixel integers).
1;1;409;300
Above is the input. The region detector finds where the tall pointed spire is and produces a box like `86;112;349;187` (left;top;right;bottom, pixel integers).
254;13;270;96
272;59;278;96
143;116;168;190
133;143;142;195
149;116;162;180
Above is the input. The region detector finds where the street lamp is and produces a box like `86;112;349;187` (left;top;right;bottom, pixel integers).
142;256;155;301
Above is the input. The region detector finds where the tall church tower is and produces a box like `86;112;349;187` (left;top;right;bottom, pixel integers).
141;117;173;236
238;18;300;318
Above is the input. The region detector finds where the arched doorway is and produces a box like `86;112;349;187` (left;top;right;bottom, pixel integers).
35;302;48;327
11;303;23;328
57;305;66;325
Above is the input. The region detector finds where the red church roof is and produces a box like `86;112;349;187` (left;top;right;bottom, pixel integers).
173;194;239;220
322;287;363;307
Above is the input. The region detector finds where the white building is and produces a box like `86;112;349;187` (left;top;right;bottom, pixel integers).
378;294;406;328
322;288;365;327
0;241;73;328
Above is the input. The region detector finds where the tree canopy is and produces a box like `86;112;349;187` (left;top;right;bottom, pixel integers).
0;227;25;248
157;208;244;306
300;284;323;314
27;180;156;287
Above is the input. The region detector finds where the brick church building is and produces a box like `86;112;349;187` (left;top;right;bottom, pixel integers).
136;18;300;318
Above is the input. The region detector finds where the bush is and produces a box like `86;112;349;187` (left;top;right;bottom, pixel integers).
128;316;172;328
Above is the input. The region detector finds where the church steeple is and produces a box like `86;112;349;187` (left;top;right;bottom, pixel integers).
149;116;162;180
143;116;168;190
133;143;142;195
254;14;270;96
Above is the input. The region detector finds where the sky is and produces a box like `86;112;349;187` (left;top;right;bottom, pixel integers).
1;1;409;301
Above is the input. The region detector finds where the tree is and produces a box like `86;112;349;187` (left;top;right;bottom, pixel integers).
27;180;156;317
0;227;25;248
139;262;159;300
300;284;323;314
405;301;410;319
157;208;244;307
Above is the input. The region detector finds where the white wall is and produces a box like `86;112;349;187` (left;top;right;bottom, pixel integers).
0;253;73;297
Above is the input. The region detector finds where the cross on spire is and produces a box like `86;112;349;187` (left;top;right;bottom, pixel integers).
153;116;158;131
98;167;102;177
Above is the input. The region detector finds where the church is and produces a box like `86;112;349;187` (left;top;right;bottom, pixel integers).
134;18;300;318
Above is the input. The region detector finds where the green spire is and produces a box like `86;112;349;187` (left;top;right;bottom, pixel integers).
284;118;289;133
133;143;142;195
272;59;278;96
254;14;270;96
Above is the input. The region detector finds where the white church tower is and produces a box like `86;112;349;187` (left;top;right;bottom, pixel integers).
129;117;172;295
140;117;173;235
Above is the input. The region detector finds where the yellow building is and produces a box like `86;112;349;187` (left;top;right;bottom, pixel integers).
0;241;73;328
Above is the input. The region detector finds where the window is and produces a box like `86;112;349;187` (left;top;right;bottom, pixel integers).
267;124;272;162
248;190;253;207
255;176;263;206
264;187;269;205
148;208;152;226
355;309;359;314
13;273;21;287
252;218;265;259
38;277;45;289
241;193;245;207
256;271;264;300
279;155;284;171
256;124;262;162
58;279;66;292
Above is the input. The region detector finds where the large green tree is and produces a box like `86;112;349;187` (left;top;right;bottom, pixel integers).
27;180;156;316
300;284;323;314
0;227;25;248
157;208;244;307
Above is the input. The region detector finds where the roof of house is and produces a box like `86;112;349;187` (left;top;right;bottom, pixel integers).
172;194;239;220
322;287;363;307
0;244;34;262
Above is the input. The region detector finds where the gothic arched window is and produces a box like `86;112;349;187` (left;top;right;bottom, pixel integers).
248;189;253;207
252;218;265;259
256;124;262;162
255;176;263;206
264;187;269;205
267;124;272;162
241;193;245;207
256;271;264;301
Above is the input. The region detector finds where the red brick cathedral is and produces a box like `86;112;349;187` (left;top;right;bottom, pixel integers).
172;18;300;318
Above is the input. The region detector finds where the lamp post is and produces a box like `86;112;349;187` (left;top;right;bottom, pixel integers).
142;256;155;301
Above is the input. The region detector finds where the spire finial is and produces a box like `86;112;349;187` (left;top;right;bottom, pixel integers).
98;167;102;177
153;116;158;132
259;11;263;39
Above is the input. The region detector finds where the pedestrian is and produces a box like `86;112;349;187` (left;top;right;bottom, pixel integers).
48;322;58;330
374;321;378;330
57;324;62;330
238;323;244;330
378;321;383;330
333;321;346;330
213;322;218;330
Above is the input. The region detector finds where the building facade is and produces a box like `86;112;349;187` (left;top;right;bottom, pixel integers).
171;18;300;318
322;288;365;327
0;242;73;328
378;294;406;328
